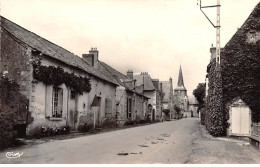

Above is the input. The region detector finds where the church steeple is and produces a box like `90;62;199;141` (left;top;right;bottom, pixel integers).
177;65;185;88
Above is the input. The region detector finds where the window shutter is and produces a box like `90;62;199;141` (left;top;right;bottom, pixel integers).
105;98;112;117
45;85;53;117
58;89;63;116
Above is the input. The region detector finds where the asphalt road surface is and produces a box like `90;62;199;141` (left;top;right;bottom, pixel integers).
1;118;259;164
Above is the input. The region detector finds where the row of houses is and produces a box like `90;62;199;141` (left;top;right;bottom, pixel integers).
203;2;260;147
0;16;189;136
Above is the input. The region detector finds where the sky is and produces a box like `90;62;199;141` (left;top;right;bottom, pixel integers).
1;0;259;96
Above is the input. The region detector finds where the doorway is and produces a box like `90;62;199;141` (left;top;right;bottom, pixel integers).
69;90;77;130
230;99;250;136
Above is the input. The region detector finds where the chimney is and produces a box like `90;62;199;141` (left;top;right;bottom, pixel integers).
141;72;148;75
160;82;163;92
210;45;224;62
82;47;99;68
210;45;216;62
127;70;133;79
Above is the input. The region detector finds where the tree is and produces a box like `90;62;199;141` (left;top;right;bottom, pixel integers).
193;83;206;112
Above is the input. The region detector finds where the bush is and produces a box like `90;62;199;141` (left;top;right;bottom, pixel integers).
139;119;148;124
39;125;71;137
77;123;92;133
124;120;135;126
102;118;116;128
0;76;26;149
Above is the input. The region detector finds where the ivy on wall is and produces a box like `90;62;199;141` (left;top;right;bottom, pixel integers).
32;59;91;94
0;77;28;149
205;3;260;136
221;4;260;123
205;62;226;136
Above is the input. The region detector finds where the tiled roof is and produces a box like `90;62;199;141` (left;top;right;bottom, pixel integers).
1;16;118;86
99;61;129;87
134;74;156;91
99;62;149;99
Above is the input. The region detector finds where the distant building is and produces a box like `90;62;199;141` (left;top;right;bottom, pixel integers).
160;78;174;120
188;95;199;117
134;72;163;122
174;65;188;117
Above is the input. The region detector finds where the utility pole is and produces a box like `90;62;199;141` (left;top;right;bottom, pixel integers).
198;0;221;66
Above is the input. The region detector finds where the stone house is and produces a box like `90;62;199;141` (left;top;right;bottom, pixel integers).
134;72;163;122
205;2;260;148
0;16;118;136
83;57;150;126
188;95;199;117
160;78;174;120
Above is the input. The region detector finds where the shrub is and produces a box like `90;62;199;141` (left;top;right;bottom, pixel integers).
40;125;71;137
102;118;116;128
124;120;135;126
77;123;92;133
139;119;148;124
0;76;26;149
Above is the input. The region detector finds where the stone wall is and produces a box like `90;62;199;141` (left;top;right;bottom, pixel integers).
115;86;148;126
252;123;260;138
0;28;32;125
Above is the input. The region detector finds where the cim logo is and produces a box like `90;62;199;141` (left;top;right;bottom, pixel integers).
6;152;23;158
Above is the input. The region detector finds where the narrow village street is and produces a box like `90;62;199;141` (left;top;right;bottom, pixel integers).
1;118;259;164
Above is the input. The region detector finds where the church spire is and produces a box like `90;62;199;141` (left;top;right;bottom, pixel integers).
177;65;185;87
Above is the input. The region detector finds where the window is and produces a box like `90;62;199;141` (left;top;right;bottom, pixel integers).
127;98;132;118
71;90;76;99
52;87;63;118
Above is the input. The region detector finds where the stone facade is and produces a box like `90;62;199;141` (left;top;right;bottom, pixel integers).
134;73;163;122
161;78;174;120
0;21;33;127
0;16;118;136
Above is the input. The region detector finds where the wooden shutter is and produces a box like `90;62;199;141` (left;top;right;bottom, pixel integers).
105;98;112;117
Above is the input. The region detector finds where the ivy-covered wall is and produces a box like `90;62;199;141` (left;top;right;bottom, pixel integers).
221;3;260;123
205;62;227;136
205;2;260;136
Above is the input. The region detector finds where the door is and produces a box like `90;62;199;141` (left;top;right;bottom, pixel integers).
69;90;76;130
231;105;250;135
96;97;101;127
240;106;250;135
152;109;155;122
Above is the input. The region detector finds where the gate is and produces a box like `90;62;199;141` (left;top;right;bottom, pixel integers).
230;99;251;136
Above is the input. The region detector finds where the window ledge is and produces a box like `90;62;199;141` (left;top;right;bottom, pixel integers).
48;117;63;121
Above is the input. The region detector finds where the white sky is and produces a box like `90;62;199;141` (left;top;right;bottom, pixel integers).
1;0;259;96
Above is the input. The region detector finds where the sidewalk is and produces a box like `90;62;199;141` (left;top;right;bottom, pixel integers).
187;123;260;164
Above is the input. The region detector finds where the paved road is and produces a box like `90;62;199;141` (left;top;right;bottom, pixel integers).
0;118;259;164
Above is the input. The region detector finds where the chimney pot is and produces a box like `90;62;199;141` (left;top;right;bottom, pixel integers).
127;69;133;79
